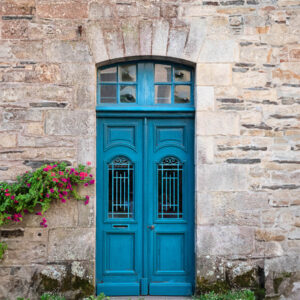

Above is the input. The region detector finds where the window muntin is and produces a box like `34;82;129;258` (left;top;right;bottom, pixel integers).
99;64;137;104
98;61;193;106
157;157;183;219
108;156;134;219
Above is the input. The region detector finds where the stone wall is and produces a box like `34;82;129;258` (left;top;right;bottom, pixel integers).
0;0;299;299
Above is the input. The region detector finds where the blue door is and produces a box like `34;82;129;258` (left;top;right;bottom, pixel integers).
96;116;194;296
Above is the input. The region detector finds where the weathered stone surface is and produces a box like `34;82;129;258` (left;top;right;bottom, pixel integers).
198;39;239;63
197;64;232;86
0;133;17;148
197;226;254;256
152;19;169;56
45;110;95;136
196;86;215;111
196;112;240;135
197;164;248;191
36;2;88;19
48;228;95;261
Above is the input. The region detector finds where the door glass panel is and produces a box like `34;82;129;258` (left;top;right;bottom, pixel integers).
155;85;171;104
120;85;136;103
157;157;183;219
101;85;117;103
108;157;134;218
174;85;190;104
100;67;117;82
174;68;191;82
155;64;171;82
119;64;136;82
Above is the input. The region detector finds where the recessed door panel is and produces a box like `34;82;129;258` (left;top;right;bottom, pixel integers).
96;117;194;296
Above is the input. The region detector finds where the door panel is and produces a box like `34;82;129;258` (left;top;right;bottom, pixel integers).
97;117;194;296
147;118;194;296
97;118;143;296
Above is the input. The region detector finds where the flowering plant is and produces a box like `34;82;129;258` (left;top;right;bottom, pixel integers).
0;162;94;228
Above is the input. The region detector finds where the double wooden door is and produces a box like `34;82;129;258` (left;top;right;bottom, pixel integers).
96;116;194;296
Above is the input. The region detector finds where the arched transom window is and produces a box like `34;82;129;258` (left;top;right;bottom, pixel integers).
97;61;194;106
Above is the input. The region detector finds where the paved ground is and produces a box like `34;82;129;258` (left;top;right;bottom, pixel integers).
110;297;193;300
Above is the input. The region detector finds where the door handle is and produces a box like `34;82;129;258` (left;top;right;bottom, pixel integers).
147;225;155;230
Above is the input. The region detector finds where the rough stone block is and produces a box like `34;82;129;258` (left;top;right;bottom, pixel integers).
152;19;169;56
197;225;254;256
88;1;114;20
1;20;29;39
196;86;215;111
197;164;249;191
197;64;232;86
0;133;17;148
86;23;109;63
196;112;240;136
167;27;189;59
44;41;92;63
48;228;95;261
123;21;139;57
37;2;88;19
196;136;214;164
198;39;239;63
45;110;95;136
139;20;152;56
103;28;124;60
183;19;207;62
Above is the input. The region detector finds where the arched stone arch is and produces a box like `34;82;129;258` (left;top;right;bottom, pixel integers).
86;18;207;64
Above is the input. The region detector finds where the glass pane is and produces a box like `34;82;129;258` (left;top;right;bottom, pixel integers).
108;157;134;219
100;67;117;82
155;85;171;104
174;85;190;104
100;85;117;103
155;64;171;82
119;64;136;82
120;85;136;103
158;157;182;219
174;68;191;82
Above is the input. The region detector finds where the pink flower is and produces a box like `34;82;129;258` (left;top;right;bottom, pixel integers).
47;165;53;170
14;200;18;204
59;171;64;175
27;183;31;187
61;178;67;182
11;195;15;200
89;179;95;185
36;212;42;216
5;193;10;196
87;161;91;166
7;216;11;220
51;172;56;177
89;174;93;178
5;189;9;192
43;168;48;172
84;183;89;187
46;193;50;198
80;172;88;177
44;224;48;228
50;188;54;193
24;209;29;214
61;198;66;203
53;178;59;183
84;199;89;205
85;195;90;205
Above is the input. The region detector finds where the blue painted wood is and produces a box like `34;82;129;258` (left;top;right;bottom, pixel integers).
97;61;194;107
96;117;194;296
96;60;195;296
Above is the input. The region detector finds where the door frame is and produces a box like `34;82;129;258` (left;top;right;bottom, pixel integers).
95;110;195;296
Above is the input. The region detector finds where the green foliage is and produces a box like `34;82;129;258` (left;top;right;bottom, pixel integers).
0;162;94;259
40;293;66;300
0;241;7;259
194;290;255;300
0;162;93;226
85;293;110;300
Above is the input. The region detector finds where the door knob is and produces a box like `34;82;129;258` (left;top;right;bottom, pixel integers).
147;225;155;230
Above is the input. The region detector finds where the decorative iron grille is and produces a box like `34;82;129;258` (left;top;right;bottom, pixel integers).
157;157;183;219
108;157;134;218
